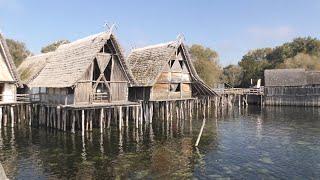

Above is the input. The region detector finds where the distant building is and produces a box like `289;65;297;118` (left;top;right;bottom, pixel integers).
127;39;217;101
0;33;21;103
18;31;135;105
264;69;320;106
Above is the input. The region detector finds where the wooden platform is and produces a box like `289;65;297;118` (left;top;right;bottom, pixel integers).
149;98;197;102
0;102;30;106
62;101;140;110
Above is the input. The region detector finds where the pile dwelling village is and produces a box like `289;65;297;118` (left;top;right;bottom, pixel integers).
2;27;314;135
0;29;223;134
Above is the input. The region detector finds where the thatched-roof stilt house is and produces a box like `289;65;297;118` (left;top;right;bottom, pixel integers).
127;39;217;101
18;31;135;105
0;33;21;103
264;69;320;106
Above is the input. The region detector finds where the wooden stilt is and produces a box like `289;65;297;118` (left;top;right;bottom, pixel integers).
107;108;111;128
81;110;85;136
63;109;67;131
118;106;123;131
72;110;75;133
126;107;129;127
135;106;139;129
100;108;104;133
90;110;93;132
11;106;14;128
57;106;61;130
0;107;2;129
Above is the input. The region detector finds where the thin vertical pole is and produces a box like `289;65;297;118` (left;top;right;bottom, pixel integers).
0;107;2;129
11;106;14;128
119;106;123;131
126;107;129;127
100;108;104;133
72;110;75;133
82;110;85;136
107;108;111;128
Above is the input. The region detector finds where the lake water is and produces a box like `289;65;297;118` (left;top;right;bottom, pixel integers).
1;106;320;179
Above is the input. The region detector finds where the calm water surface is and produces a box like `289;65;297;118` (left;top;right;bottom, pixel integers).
1;106;320;179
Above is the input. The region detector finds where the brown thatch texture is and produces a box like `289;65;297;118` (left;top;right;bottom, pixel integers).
0;33;22;86
17;52;52;84
27;32;134;88
128;41;177;86
264;69;307;87
306;71;320;85
128;41;217;96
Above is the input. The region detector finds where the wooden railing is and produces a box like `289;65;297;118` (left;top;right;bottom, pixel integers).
0;94;30;103
221;87;264;95
90;93;110;103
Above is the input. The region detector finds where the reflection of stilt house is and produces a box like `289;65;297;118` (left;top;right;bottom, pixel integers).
0;33;21;103
18;31;134;105
128;39;216;101
264;69;320;106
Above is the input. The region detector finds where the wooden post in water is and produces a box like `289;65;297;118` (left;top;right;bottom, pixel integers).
63;109;67;131
28;105;32;126
81;110;85;136
100;108;104;133
107;108;111;129
57;106;61;130
126;107;129;127
11;106;14;128
90;110;93;132
71;110;75;133
118;106;123;131
195;104;206;147
140;104;143;126
135;106;139;129
0;107;2;129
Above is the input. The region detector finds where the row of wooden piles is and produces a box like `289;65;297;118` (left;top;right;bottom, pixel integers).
0;96;245;134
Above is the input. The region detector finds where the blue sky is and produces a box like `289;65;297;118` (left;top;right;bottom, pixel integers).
0;0;319;66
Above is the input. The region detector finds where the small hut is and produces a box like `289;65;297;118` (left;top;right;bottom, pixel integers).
0;33;21;103
264;69;320;106
127;39;217;101
18;31;134;105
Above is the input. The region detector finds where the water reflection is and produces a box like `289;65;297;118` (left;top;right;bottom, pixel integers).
0;106;320;179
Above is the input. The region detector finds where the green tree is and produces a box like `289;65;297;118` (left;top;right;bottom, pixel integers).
238;37;320;87
223;65;243;87
189;44;223;87
6;39;32;66
277;53;320;70
239;48;273;87
41;40;70;53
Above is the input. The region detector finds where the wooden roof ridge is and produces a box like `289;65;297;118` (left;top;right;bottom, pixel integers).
180;42;218;96
0;32;22;87
131;41;177;52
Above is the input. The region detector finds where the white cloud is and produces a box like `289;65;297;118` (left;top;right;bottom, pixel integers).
247;26;295;41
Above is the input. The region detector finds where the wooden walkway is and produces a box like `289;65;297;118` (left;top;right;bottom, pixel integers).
219;87;264;96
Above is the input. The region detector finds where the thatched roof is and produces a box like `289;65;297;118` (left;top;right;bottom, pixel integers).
18;52;52;84
306;71;320;85
0;33;22;86
128;40;217;96
128;41;177;86
264;69;307;87
24;32;134;88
